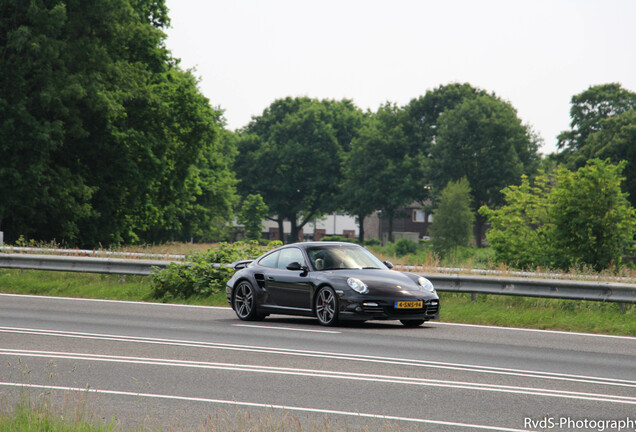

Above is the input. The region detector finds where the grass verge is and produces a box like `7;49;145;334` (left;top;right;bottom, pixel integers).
0;391;116;432
438;292;635;336
1;269;634;336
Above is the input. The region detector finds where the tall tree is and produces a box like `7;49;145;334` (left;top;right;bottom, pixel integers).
235;97;363;243
404;83;487;148
238;194;269;241
577;110;636;206
430;178;475;255
349;103;429;243
0;0;235;246
557;83;636;156
431;94;540;246
340;115;376;242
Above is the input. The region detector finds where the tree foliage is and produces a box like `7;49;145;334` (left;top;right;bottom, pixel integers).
479;174;553;269
576;110;636;207
0;0;235;246
480;160;636;271
238;194;269;241
235;97;364;242
430;178;475;255
431;94;540;245
346;103;429;242
557;83;636;154
550;160;636;270
404;83;487;148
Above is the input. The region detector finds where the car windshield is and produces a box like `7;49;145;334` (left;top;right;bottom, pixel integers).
306;246;386;271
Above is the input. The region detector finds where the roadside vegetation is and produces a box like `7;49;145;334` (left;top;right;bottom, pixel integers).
0;391;116;432
0;393;423;432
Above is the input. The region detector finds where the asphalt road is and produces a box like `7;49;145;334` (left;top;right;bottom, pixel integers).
0;293;634;431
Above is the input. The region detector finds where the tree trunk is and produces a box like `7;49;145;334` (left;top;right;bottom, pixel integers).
289;215;299;244
387;210;394;243
277;218;284;243
474;213;485;247
357;213;366;243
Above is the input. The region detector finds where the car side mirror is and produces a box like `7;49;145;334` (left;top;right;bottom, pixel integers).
287;262;305;271
286;262;308;274
383;260;394;269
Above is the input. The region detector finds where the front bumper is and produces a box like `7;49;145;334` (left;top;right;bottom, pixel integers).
339;297;440;321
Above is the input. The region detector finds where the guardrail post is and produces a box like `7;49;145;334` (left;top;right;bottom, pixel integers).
471;292;477;302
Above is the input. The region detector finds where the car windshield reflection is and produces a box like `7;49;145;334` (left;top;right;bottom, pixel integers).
306;246;386;271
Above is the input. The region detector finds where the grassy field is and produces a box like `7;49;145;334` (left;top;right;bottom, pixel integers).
0;268;634;336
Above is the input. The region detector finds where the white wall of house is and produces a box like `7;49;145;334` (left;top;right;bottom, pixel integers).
262;213;359;237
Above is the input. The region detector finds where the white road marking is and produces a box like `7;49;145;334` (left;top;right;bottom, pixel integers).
0;292;229;309
0;381;536;431
232;324;340;334
1;348;635;405
1;327;635;390
432;321;636;340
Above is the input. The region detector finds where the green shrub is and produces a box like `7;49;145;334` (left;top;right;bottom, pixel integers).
394;238;418;257
320;235;357;243
150;241;281;300
363;238;380;246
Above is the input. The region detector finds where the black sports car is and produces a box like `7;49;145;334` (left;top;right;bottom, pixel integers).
226;242;439;327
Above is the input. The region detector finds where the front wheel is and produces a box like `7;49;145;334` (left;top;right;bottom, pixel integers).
315;287;339;326
400;319;425;327
233;281;264;321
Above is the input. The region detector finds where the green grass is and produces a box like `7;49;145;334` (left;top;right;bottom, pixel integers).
0;269;226;306
0;393;116;432
1;268;634;336
439;292;636;336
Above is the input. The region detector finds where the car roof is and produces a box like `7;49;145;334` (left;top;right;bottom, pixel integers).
290;241;361;249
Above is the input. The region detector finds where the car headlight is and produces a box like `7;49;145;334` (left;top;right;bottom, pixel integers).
417;276;435;292
347;277;368;294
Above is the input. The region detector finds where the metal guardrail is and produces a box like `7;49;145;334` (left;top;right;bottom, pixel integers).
0;246;185;261
0;253;173;276
424;273;636;304
1;253;635;303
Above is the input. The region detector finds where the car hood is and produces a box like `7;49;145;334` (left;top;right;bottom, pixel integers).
323;269;427;296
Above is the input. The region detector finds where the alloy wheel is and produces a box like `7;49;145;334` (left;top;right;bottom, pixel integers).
234;282;254;319
316;288;338;325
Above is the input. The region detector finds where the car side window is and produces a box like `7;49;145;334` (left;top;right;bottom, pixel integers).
258;251;279;268
277;247;306;269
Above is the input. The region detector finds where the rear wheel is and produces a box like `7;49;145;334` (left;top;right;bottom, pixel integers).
233;281;264;321
315;286;339;326
400;319;425;327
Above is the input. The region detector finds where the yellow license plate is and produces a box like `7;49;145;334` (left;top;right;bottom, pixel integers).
394;301;423;309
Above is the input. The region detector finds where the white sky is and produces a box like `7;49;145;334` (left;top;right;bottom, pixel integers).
164;0;636;154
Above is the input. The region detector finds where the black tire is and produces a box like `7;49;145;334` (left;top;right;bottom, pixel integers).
315;286;339;326
400;319;425;328
233;280;264;321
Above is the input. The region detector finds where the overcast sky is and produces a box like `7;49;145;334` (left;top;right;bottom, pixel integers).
164;0;636;154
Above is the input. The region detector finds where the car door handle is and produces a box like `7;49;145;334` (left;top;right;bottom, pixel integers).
267;276;275;281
